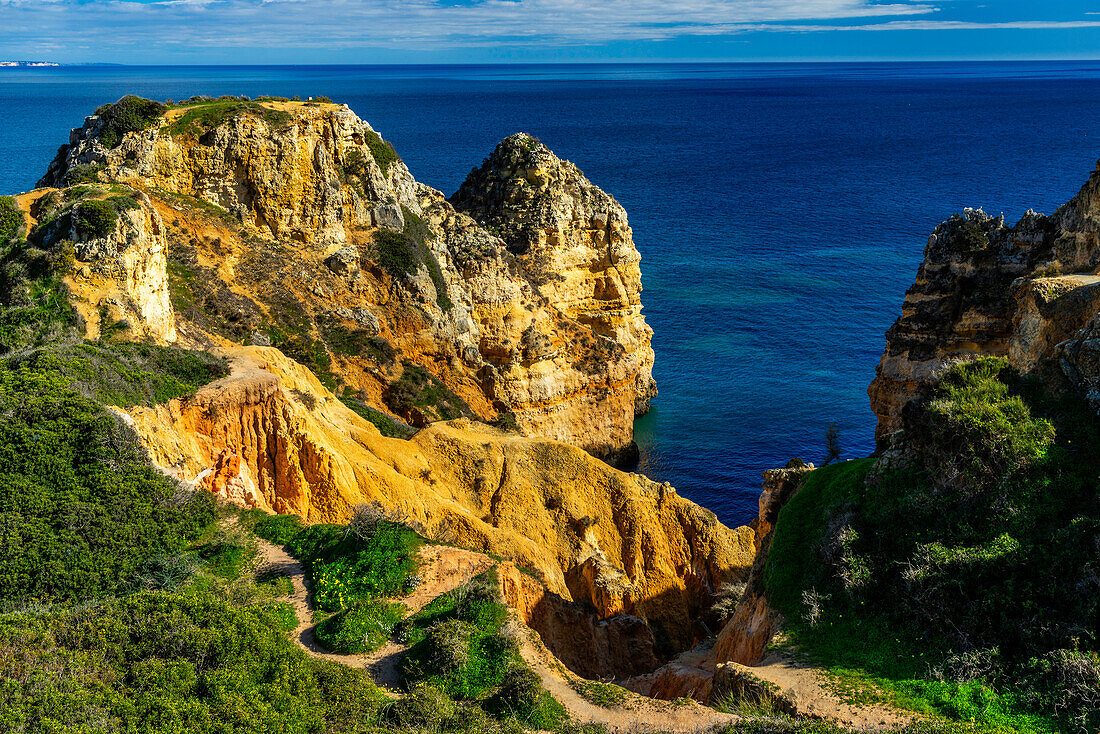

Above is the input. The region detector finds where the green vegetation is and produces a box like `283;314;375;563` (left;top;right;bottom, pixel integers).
399;571;567;729
287;519;422;613
370;206;453;311
569;680;630;708
93;95;167;149
0;587;390;734
765;357;1100;733
340;395;415;438
0;195;22;247
0;344;218;603
384;360;470;422
74;199;112;239
21;341;229;407
167;98;292;138
244;509;307;546
63;162;105;185
365;130;401;175
316;599;407;654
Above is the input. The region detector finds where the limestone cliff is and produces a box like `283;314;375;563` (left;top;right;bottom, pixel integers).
871;160;1100;439
452;134;657;459
37;98;654;462
124;345;754;652
11;95;741;666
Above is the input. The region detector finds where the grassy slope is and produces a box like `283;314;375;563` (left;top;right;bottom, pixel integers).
764;358;1099;733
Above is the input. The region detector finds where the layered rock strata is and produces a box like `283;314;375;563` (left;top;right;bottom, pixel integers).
871;160;1100;439
39;100;655;462
124;346;754;653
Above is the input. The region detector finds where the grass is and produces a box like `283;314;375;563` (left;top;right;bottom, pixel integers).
570;679;631;708
167;98;292;138
340;396;415;438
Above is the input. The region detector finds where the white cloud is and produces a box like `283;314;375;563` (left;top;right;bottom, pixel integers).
0;0;1097;54
0;0;939;49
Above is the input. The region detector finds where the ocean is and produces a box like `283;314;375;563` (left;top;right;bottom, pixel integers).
3;61;1100;527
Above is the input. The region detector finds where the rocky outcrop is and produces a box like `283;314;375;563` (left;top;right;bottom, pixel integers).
709;461;812;667
36;99;654;461
871;160;1100;440
621;461;812;702
19;187;177;343
451;134;657;459
499;562;660;680
126;346;754;651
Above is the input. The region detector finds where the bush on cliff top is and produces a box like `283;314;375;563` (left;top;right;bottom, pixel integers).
93;95;167;149
765;357;1099;732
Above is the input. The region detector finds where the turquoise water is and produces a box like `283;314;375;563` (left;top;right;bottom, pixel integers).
3;62;1100;525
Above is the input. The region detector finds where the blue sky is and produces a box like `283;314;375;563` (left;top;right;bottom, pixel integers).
1;0;1100;64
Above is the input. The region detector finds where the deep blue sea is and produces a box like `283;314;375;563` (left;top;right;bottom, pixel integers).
3;62;1100;527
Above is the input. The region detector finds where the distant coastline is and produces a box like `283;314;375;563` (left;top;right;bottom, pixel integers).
0;61;60;67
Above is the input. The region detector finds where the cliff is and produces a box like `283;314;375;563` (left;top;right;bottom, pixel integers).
124;345;754;652
37;97;655;463
871;161;1100;439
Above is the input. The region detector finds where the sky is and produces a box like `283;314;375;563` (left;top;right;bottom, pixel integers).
1;0;1099;65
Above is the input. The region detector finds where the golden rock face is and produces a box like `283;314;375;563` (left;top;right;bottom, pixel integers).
124;346;754;650
41;102;655;462
870;164;1100;441
25;99;735;658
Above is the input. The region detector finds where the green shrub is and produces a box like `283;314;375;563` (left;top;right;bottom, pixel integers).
63;163;104;185
198;541;250;580
907;357;1054;496
15;341;229;407
373;227;418;277
307;521;421;612
0;196;22;247
763;357;1098;732
369;207;452;311
384;360;468;422
0;354;216;602
402;572;520;701
315;599;407;654
73;198;118;239
365;130;401;175
94;95;167;149
131;551;200;591
1024;649;1100;734
265;601;300;631
283;519;421;614
256;568;295;596
0;588;386;734
250;511;306;545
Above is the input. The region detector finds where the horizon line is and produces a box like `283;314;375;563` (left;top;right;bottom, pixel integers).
9;57;1100;68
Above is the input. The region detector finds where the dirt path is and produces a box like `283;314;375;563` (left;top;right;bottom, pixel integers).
744;652;917;730
255;537;496;690
250;525;906;732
